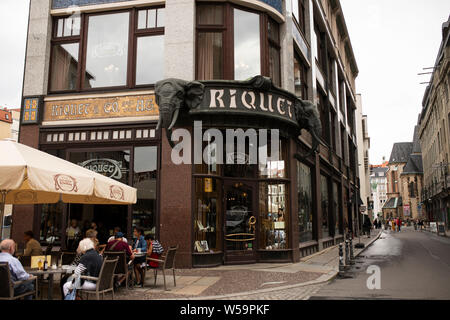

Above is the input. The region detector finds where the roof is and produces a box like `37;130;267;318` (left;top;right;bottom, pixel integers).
402;154;423;175
389;143;413;164
0;109;12;124
411;125;421;154
370;161;389;168
383;197;403;209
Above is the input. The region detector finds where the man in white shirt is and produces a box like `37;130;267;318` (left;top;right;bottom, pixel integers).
107;227;127;244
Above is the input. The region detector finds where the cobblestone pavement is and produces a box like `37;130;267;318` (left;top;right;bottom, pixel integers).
217;283;324;300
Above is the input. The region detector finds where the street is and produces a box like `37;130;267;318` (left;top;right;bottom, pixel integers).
310;228;450;299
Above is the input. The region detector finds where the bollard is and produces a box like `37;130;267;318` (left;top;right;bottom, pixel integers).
338;243;345;273
349;238;355;264
344;240;350;267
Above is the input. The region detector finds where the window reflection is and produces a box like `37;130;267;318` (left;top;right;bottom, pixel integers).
259;183;288;250
136;35;164;85
132;146;158;236
234;9;260;80
85;12;129;88
298;162;313;242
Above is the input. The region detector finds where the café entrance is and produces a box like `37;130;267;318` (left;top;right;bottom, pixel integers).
223;180;258;264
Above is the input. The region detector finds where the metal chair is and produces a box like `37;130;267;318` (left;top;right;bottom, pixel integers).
147;246;178;291
78;257;118;300
0;262;38;300
103;251;132;289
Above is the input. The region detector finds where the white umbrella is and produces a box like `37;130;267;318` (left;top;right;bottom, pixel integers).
0;139;137;236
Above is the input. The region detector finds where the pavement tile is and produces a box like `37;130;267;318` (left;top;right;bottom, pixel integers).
173;285;210;295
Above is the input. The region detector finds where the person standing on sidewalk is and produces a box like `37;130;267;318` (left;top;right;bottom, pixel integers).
396;218;402;232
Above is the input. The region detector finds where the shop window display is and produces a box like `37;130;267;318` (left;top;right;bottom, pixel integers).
321;174;330;238
333;181;342;235
194;178;222;252
259;183;288;250
297;161;314;242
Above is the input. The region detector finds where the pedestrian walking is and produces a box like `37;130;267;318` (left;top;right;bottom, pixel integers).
396;218;402;232
377;219;382;229
391;219;396;231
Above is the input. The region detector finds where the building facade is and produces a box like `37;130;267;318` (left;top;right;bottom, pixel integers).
418;16;450;229
370;163;388;220
383;126;423;221
15;0;361;267
355;94;370;222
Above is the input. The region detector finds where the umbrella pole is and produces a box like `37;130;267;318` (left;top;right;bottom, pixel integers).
0;191;7;240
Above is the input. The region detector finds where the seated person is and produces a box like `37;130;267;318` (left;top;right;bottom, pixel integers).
106;232;134;288
0;239;35;300
145;235;164;268
132;227;147;286
107;227;128;244
62;238;103;298
23;231;43;256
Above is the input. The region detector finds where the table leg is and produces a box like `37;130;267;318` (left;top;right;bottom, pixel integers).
48;274;54;300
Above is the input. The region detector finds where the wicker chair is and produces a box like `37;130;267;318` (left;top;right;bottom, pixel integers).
0;262;38;300
147;246;178;291
78;257;118;300
103;251;132;289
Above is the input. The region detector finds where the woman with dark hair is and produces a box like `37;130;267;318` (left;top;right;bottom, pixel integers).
145;234;164;268
132;227;147;286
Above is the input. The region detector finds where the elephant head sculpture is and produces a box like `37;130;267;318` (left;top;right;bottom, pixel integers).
155;78;205;147
294;99;323;160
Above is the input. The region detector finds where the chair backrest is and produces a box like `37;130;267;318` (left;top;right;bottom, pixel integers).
61;251;76;265
97;257;118;291
103;251;127;275
19;255;31;268
0;263;13;298
163;246;178;269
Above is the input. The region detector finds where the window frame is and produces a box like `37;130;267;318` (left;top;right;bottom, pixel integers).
195;2;280;83
48;7;165;94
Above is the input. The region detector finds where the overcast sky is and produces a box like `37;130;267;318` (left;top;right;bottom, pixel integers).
0;1;449;164
341;0;450;164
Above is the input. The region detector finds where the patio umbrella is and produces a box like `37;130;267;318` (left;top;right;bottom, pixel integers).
0;139;137;237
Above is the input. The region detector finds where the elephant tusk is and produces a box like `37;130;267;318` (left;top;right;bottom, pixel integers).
168;108;180;131
156;116;162;131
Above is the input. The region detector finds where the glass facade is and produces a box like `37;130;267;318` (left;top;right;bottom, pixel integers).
321;174;330;238
298;162;313;242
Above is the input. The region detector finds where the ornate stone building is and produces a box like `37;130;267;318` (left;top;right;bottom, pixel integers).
418;16;450;229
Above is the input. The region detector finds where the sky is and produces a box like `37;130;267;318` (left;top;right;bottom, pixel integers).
0;0;449;164
340;0;450;164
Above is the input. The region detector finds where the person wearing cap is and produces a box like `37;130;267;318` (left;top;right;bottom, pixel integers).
107;227;128;244
106;232;134;288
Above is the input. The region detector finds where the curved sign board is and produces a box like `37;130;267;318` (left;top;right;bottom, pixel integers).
189;77;299;129
78;158;124;180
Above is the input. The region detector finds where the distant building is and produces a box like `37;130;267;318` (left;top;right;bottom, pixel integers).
383;126;423;220
0;108;13;139
356;94;370;223
370;165;388;220
418;16;450;229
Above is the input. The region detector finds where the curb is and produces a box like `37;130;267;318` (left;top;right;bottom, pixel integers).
354;230;383;258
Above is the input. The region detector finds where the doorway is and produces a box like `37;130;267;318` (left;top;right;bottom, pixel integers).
223;180;257;264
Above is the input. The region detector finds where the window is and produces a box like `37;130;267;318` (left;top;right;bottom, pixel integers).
332;182;341;235
259;182;289;249
135;8;165;85
234;8;260;80
321;174;330;238
195;4;280;83
268;18;281;86
194;178;222;252
292;0;306;34
314;23;325;72
85;12;130;88
298;162;313;242
49;7;165;92
294;52;308;99
132;146;158;236
318;91;330;144
196;5;224;80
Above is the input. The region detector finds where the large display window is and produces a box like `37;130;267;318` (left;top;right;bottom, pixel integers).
298;161;314;242
194;178;222;253
321;174;330;238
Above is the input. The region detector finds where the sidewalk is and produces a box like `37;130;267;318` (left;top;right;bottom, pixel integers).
115;229;382;300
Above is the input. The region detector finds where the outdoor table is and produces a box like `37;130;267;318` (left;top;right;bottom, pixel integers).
26;267;72;300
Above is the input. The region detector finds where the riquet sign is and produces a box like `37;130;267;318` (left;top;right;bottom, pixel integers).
190;86;298;127
43;94;159;122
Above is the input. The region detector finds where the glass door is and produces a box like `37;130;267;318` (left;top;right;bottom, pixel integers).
224;181;257;264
